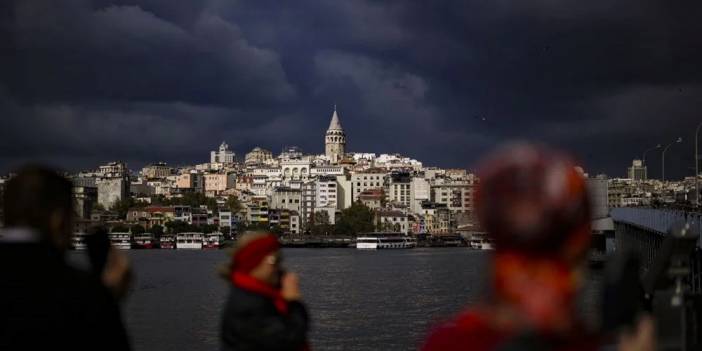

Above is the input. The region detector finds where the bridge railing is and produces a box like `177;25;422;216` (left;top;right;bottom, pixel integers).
611;207;702;293
610;207;702;248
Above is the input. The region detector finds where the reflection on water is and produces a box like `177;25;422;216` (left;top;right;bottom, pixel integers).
69;248;599;351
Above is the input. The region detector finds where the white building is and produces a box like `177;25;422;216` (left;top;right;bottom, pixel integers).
627;159;647;181
430;177;475;214
281;159;311;181
311;166;345;177
410;176;430;214
315;175;338;224
335;174;353;209
386;172;413;208
290;213;301;234
211;141;235;164
351;170;387;201
219;210;233;229
377;210;409;234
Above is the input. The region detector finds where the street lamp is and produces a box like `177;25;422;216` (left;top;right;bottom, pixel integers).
696;123;702;206
662;137;682;181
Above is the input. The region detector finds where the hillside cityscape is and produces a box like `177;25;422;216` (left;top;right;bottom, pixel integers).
0;107;697;239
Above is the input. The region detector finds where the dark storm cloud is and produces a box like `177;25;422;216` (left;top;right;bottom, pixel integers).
1;0;701;179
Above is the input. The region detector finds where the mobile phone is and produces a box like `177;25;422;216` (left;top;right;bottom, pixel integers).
86;226;111;275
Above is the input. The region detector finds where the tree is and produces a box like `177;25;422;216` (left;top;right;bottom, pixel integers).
151;224;164;238
131;224;145;235
226;195;242;214
335;202;375;235
310;210;333;236
164;220;194;234
242;222;270;232
111;197;147;219
200;224;219;234
269;224;284;237
164;192;217;211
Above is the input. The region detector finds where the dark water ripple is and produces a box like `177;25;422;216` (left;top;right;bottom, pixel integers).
69;248;600;351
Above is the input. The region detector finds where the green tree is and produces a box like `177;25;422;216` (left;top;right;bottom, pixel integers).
311;210;333;236
151;224;164;238
243;222;270;232
131;224;146;235
269;224;284;237
111;197;147;219
166;192;217;211
335;202;375;235
165;220;193;234
200;224;219;234
226;195;242;214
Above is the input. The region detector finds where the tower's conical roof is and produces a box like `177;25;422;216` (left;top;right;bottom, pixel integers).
327;106;343;131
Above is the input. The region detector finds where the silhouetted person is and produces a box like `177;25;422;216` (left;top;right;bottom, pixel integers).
221;232;310;351
422;143;654;351
0;166;131;351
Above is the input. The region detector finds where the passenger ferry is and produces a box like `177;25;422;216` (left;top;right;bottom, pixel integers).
469;233;494;250
356;232;417;249
203;232;223;249
176;232;204;249
109;232;132;250
71;232;88;250
159;234;176;249
132;233;156;249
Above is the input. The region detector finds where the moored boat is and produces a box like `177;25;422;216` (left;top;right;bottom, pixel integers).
109;232;132;250
356;232;416;249
176;232;203;249
132;233;156;249
71;232;88;250
159;234;176;249
203;232;223;249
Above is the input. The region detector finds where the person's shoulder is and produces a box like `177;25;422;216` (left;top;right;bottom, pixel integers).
421;309;504;351
226;285;273;310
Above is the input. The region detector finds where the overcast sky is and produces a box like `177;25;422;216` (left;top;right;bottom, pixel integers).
1;1;700;179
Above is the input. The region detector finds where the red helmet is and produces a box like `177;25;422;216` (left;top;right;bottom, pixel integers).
476;143;591;263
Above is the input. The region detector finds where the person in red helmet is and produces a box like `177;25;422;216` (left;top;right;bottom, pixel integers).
421;143;654;351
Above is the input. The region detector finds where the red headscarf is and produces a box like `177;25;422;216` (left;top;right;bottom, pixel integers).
476;143;591;333
230;235;288;314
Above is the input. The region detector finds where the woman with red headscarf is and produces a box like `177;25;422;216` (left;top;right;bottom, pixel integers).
220;232;310;351
421;143;653;351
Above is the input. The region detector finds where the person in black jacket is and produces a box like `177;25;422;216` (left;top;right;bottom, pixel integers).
0;166;131;351
221;232;310;351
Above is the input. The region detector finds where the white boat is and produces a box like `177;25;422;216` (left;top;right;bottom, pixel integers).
356;232;417;249
469;233;494;250
71;232;88;250
176;232;204;249
203;232;223;249
133;233;156;249
480;241;494;250
109;232;132;250
160;234;176;249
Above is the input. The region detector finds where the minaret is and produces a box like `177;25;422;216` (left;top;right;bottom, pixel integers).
325;105;346;164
